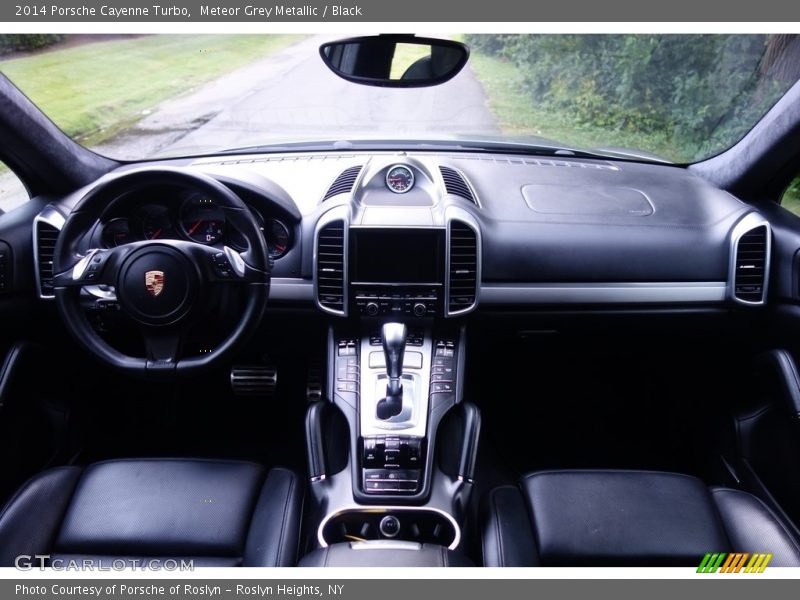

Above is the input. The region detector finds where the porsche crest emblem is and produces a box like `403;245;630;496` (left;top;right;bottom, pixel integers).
145;270;165;297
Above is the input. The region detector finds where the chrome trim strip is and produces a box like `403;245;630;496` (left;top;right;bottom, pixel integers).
312;206;349;317
32;205;66;300
317;505;461;551
480;281;727;305
728;212;771;306
71;249;99;281
445;207;482;317
349;540;422;551
268;277;314;302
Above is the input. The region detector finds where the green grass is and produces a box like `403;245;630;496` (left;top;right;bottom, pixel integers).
782;179;800;215
0;34;303;145
468;53;681;162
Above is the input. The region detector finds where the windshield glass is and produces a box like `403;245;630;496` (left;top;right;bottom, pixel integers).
1;33;798;163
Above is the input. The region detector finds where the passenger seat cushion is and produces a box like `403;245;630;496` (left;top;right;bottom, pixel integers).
483;469;800;567
522;470;729;565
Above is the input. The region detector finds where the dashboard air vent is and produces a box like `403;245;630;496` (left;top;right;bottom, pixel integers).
440;166;477;204
35;220;61;298
323;166;362;201
734;224;769;304
0;241;10;294
316;220;346;314
447;221;479;314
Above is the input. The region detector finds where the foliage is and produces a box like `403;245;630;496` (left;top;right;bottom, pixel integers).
0;35;65;56
783;178;800;216
466;35;797;163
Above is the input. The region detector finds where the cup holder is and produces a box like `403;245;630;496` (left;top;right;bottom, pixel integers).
318;507;460;550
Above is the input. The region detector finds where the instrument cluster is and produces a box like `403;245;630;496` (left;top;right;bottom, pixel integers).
99;191;292;259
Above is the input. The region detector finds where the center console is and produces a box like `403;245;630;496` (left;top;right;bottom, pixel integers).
305;198;481;565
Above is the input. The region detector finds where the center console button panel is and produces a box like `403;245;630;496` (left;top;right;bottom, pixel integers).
353;287;440;317
362;435;423;493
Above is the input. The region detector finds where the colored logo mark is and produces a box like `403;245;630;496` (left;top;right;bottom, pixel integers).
697;553;773;573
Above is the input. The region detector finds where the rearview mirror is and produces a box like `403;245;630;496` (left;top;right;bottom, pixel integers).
319;35;469;88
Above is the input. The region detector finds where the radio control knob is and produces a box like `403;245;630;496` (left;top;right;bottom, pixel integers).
366;302;380;316
413;302;427;317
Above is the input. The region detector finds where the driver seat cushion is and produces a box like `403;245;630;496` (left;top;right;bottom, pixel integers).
482;469;800;567
0;458;303;567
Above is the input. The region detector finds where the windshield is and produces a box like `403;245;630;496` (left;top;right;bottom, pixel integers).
1;33;798;164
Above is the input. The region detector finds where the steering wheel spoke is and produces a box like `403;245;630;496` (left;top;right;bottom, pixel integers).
142;326;186;371
52;247;124;288
200;245;269;284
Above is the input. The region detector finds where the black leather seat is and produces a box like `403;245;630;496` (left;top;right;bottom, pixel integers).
482;469;800;567
0;458;303;567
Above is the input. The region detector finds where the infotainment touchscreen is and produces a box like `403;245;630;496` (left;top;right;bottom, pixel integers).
350;228;444;284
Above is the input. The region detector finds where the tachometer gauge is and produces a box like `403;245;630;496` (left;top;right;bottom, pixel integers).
180;196;225;245
386;165;415;194
139;205;175;240
102;218;132;247
266;219;291;259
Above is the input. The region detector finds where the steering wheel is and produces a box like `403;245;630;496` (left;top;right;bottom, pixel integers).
52;168;270;379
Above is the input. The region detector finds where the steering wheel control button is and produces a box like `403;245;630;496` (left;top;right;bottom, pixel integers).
117;247;197;325
72;249;105;282
379;515;401;538
212;252;233;278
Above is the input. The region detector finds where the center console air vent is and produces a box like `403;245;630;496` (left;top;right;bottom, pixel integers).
730;215;770;305
447;220;479;315
323;166;363;201
315;220;347;315
33;207;65;299
440;166;477;205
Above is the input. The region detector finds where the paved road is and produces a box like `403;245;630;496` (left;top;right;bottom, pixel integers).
1;35;498;212
94;34;499;159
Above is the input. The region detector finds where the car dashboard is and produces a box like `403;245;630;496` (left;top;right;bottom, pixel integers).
30;149;768;315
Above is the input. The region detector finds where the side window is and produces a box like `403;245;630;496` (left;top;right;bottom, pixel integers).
782;176;800;216
0;161;29;214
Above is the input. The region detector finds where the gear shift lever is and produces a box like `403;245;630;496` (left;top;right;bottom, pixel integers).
376;322;407;420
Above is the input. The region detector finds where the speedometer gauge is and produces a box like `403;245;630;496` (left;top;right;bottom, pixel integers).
180;196;225;245
386;165;415;194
